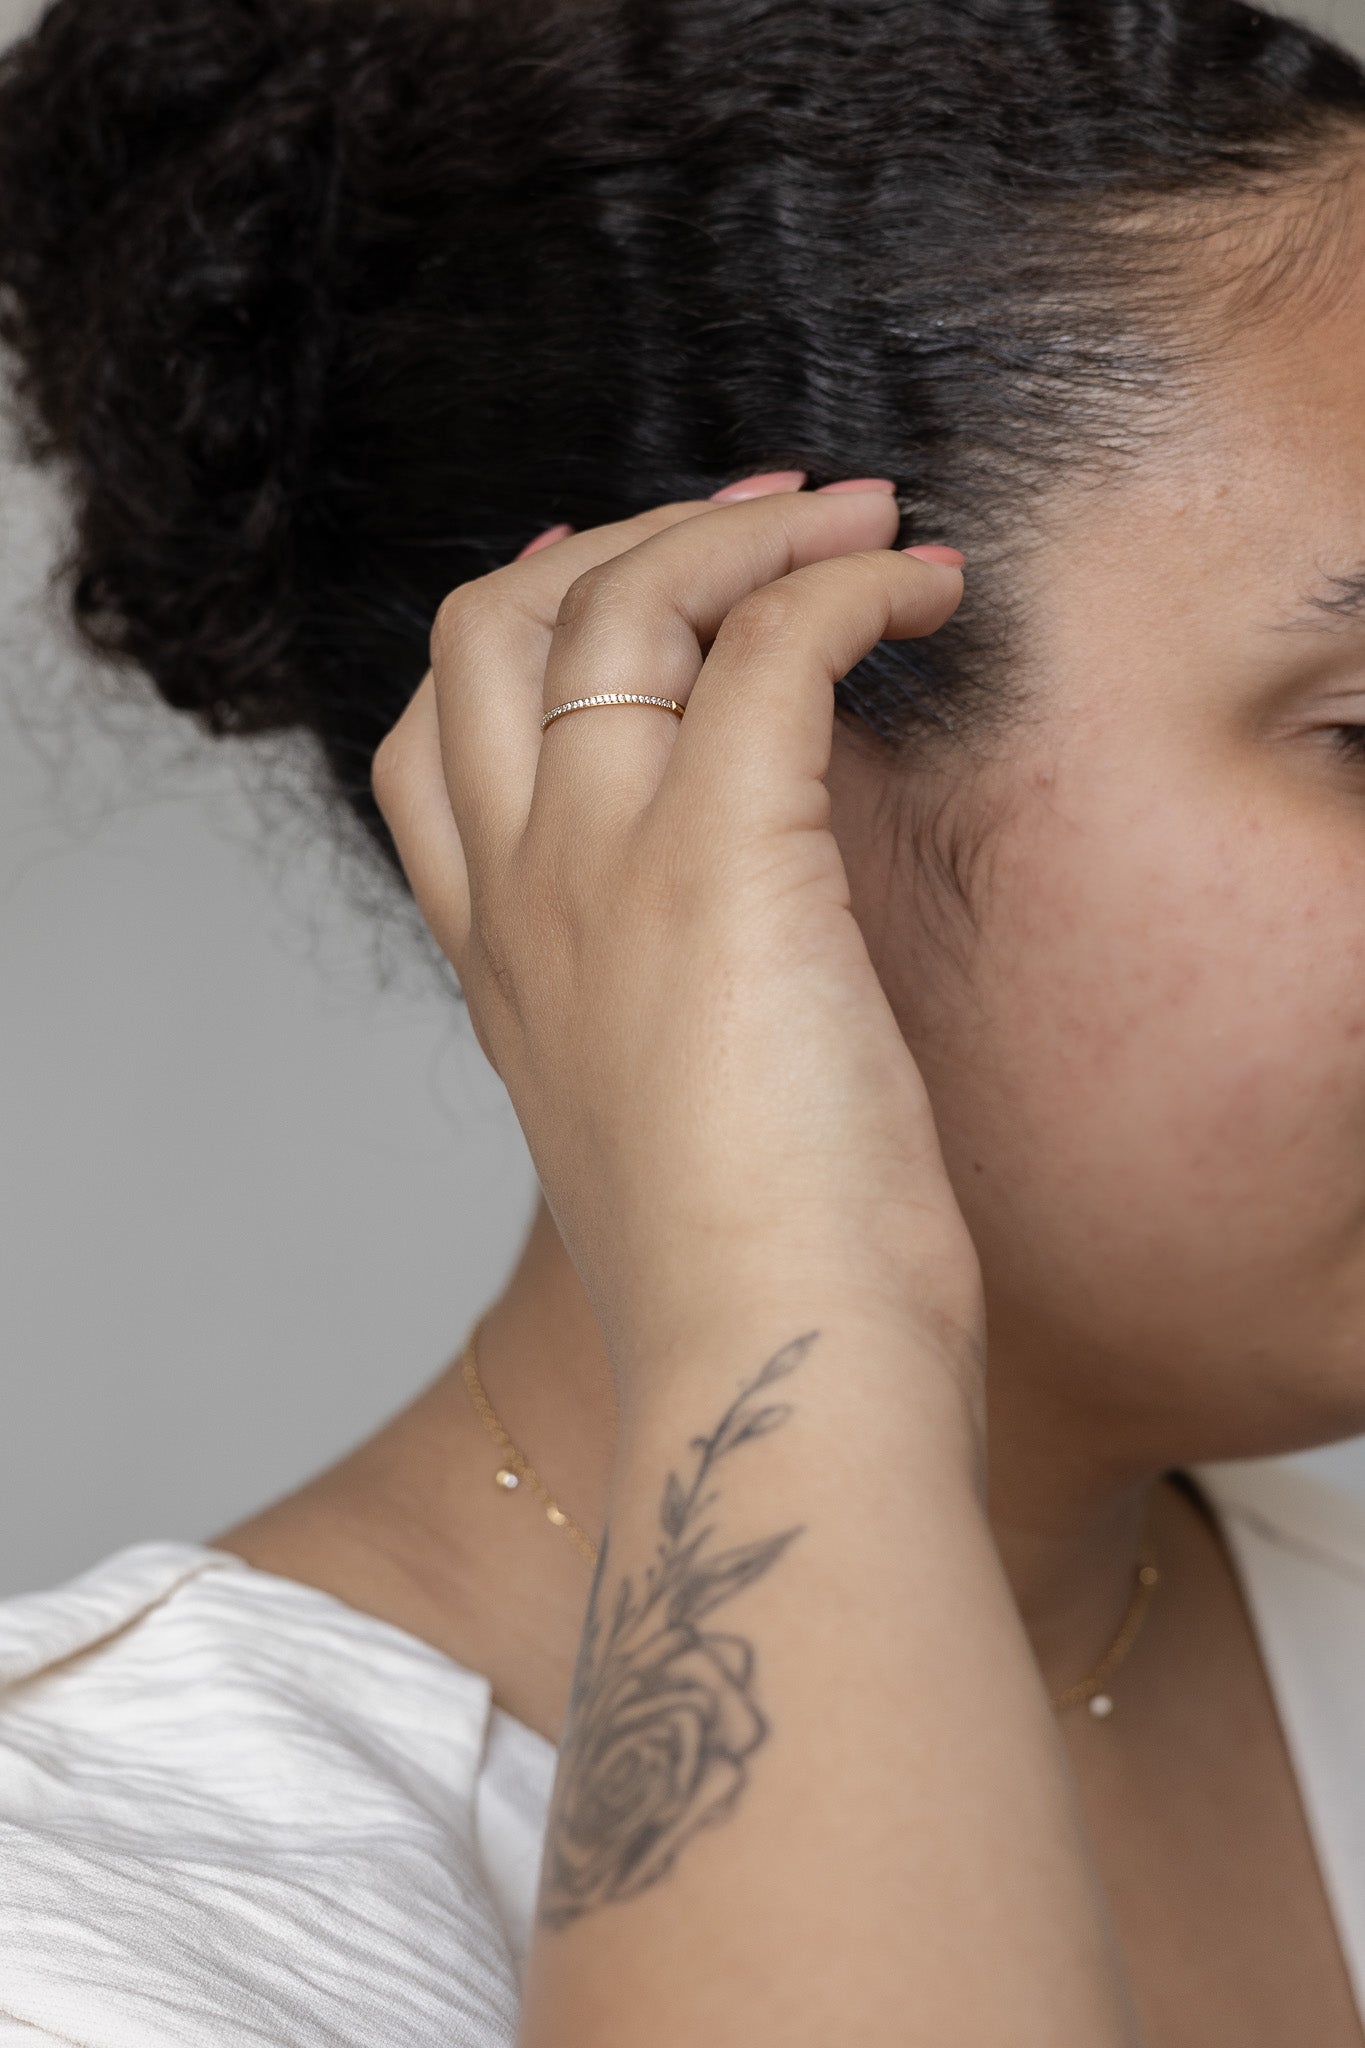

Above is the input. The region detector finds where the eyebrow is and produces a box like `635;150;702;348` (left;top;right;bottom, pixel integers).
1273;566;1365;634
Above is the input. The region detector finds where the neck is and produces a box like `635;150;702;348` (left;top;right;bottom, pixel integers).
220;1192;1198;1722
468;1194;621;1522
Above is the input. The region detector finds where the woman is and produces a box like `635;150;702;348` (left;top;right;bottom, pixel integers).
1;0;1364;2038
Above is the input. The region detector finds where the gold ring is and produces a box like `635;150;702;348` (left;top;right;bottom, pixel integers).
540;692;686;732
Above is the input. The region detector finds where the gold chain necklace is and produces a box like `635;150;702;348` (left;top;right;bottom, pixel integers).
460;1314;599;1565
1049;1549;1161;1719
459;1313;1160;1717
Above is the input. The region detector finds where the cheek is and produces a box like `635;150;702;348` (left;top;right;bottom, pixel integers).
919;783;1365;1341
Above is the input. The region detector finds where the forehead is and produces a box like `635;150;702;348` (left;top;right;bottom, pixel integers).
1150;150;1365;531
1030;163;1365;630
1006;173;1365;727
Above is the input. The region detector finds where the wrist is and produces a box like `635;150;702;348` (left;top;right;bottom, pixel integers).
603;1288;986;1481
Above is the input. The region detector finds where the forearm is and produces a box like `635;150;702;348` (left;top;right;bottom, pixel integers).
517;1301;1140;2047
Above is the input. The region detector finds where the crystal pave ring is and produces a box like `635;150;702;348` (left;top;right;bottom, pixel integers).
540;691;686;731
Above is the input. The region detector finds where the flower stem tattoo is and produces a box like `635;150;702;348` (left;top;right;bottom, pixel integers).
536;1331;815;1929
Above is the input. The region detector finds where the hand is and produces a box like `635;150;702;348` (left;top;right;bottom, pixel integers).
372;484;986;1397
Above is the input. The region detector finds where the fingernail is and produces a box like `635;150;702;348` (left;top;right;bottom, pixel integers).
516;523;574;560
815;477;897;495
709;470;808;503
902;544;966;567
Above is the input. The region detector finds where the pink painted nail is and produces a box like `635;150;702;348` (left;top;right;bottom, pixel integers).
814;477;897;495
709;470;808;503
902;544;966;567
516;523;574;561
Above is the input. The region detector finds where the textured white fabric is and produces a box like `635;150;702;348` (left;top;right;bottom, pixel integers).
0;1461;1364;2041
0;1543;558;2046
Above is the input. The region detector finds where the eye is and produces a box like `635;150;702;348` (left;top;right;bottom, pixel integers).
1327;724;1365;761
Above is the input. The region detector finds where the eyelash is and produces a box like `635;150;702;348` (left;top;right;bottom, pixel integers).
1328;725;1365;761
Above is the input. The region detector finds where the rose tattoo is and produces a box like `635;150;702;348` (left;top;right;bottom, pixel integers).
536;1332;815;1928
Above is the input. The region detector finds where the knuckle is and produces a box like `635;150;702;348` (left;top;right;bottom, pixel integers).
429;579;493;670
555;560;635;635
723;580;807;643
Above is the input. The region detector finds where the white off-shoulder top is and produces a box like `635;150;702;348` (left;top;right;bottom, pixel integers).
0;1456;1363;2044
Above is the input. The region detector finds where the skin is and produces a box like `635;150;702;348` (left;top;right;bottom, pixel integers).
221;171;1365;2044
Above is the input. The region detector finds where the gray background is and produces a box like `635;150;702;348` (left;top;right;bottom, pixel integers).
3;0;1365;1599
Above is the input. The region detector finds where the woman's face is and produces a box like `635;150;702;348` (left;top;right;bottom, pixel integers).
830;192;1365;1470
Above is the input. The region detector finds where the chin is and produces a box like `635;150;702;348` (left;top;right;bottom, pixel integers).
1179;1357;1365;1469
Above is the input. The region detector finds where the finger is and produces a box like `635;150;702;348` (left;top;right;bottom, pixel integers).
371;671;472;966
656;548;965;841
429;481;814;864
531;488;906;826
516;523;575;560
427;499;719;871
709;469;807;503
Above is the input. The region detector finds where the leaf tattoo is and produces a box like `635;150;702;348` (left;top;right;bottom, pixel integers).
535;1331;817;1928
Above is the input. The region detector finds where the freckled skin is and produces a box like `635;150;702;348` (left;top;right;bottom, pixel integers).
828;170;1365;1470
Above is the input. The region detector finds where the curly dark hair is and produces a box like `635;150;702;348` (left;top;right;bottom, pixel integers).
1;0;1363;874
